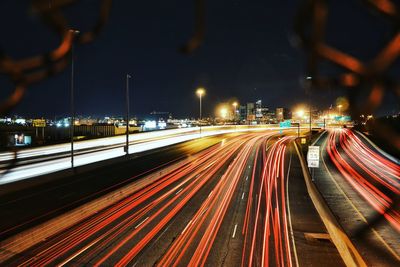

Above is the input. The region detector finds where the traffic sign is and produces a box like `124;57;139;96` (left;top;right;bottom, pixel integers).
33;119;46;128
307;146;320;168
279;120;291;128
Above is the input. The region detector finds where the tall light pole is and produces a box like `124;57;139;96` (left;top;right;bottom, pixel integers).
125;74;131;155
70;29;79;169
196;88;205;120
196;88;205;135
306;76;312;144
232;102;238;121
232;102;238;131
309;105;312;134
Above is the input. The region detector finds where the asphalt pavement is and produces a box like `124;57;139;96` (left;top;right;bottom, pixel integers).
1;130;348;266
312;130;400;266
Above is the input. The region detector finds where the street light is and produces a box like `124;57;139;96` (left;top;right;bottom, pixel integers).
125;74;131;155
232;102;238;121
196;88;205;136
220;108;228;120
70;29;80;169
232;102;238;131
337;104;343;116
196;88;205;120
306;76;313;142
296;109;305;119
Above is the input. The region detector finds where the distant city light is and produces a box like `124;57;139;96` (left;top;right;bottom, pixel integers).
15;118;26;124
158;121;167;129
296;110;305;117
220;108;228;119
144;120;157;129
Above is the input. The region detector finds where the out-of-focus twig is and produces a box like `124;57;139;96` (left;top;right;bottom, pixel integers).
180;0;205;54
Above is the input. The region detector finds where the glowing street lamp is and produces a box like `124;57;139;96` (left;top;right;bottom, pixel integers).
220;108;228;119
69;29;80;169
196;88;205;120
232;102;238;121
297;110;305;118
337;104;343;116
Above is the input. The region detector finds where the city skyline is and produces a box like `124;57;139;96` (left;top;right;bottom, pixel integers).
0;2;399;266
1;1;398;118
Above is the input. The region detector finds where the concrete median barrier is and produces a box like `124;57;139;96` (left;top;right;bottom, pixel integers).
0;157;191;263
294;141;366;267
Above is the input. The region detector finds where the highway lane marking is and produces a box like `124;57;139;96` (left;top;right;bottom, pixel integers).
181;220;192;235
242;192;245;200
246;175;248;181
182;207;209;235
285;147;300;267
205;160;216;169
135;217;149;229
232;224;238;238
311;130;327;146
175;188;183;195
320;135;400;261
57;236;103;267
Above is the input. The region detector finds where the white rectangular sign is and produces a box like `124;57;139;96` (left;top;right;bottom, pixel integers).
307;145;320;168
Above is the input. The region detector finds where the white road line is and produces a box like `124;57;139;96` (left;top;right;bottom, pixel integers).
320;136;400;261
242;192;245;200
311;130;327;146
175;188;183;195
181;220;192;235
135;217;149;229
232;224;238;238
205;160;216;169
246;176;248;181
58;236;102;266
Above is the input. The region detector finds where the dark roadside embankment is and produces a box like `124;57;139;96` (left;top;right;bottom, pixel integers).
354;115;400;159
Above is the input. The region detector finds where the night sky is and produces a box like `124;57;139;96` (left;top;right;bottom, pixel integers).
0;0;399;118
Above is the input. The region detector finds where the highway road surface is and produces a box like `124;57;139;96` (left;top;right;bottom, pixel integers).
312;129;400;266
1;130;343;266
0;125;284;185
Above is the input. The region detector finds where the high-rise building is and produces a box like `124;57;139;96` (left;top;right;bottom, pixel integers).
276;108;291;122
239;105;247;122
255;100;263;119
246;103;255;122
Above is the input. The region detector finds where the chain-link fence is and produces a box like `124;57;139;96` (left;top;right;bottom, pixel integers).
294;0;399;262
